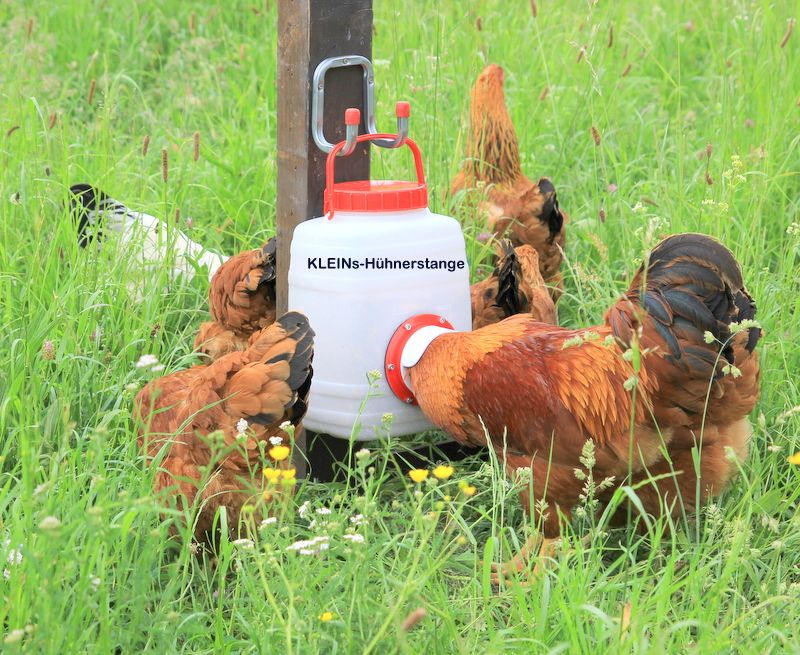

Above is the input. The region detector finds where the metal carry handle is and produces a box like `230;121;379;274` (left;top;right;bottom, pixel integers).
312;55;410;154
325;131;426;218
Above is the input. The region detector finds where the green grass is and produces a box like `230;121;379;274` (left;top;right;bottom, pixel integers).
2;0;800;652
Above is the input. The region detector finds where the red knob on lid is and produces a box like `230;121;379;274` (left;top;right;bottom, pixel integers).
345;107;361;125
395;101;410;118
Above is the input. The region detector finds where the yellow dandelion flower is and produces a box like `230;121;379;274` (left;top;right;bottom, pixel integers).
461;484;477;497
319;611;335;622
788;452;800;465
281;468;296;479
269;445;291;462
408;469;429;483
263;467;281;482
432;465;454;480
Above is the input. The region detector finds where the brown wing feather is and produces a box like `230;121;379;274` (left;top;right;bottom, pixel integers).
196;238;277;361
135;311;314;543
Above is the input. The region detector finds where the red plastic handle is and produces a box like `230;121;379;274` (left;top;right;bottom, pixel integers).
325;134;426;219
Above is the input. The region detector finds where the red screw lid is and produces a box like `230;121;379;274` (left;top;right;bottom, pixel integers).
325;180;428;212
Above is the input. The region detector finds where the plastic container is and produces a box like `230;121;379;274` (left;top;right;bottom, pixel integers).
288;135;471;439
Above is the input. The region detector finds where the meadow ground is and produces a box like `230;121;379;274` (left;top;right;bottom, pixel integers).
1;0;800;652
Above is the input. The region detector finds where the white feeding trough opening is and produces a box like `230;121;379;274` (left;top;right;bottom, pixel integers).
288;127;471;439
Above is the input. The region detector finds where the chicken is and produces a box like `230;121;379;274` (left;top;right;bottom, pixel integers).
470;239;557;329
194;239;277;361
135;311;314;544
451;64;567;299
68;183;228;286
405;234;760;579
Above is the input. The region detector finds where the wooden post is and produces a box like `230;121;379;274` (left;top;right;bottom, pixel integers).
276;0;373;479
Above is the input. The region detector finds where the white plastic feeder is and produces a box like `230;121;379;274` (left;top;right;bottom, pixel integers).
288;117;471;439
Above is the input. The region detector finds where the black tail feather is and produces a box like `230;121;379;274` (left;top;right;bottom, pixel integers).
494;239;522;317
257;237;277;301
609;233;760;366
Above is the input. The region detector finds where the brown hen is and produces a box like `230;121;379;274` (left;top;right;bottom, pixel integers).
471;239;557;329
451;64;567;299
136;311;313;544
406;234;760;578
194;238;276;361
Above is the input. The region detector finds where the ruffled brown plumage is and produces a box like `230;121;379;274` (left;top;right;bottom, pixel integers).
471;239;557;329
451;64;567;300
409;234;760;563
195;238;276;360
136;311;313;544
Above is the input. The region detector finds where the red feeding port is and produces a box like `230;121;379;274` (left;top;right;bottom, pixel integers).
384;313;454;405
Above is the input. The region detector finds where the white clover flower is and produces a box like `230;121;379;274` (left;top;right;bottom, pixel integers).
3;569;9;580
288;535;329;555
316;507;332;515
231;538;254;550
7;549;22;566
269;436;283;446
287;539;313;551
260;517;277;527
343;533;365;544
236;418;249;435
355;448;371;460
151;364;165;372
350;514;366;525
135;354;159;369
279;421;292;432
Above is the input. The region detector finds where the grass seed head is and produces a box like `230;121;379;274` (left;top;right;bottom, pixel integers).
161;148;168;183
